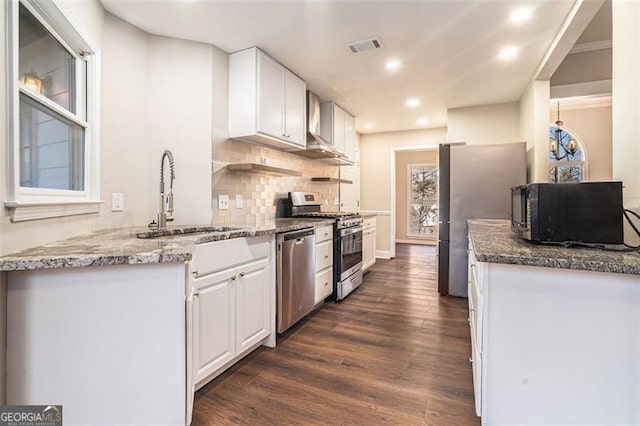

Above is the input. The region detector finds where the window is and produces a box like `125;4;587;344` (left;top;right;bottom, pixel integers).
6;0;100;221
548;125;585;183
407;164;439;238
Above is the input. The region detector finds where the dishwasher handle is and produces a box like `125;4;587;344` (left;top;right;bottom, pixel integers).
279;228;315;241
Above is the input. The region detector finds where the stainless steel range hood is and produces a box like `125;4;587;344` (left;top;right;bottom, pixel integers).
291;91;353;165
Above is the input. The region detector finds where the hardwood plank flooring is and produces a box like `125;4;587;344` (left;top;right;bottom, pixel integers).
193;243;479;425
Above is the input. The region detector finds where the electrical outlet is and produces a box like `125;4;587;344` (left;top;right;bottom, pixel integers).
324;198;329;205
333;197;339;206
111;193;124;212
218;195;229;210
235;194;243;209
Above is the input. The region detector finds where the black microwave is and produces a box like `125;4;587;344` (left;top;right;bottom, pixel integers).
511;182;624;245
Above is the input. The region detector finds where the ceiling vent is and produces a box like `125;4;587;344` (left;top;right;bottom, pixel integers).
347;37;384;54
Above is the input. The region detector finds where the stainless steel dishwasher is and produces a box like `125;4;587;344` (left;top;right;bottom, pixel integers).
276;228;316;333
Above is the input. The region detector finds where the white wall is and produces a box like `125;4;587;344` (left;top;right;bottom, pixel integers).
519;79;551;182
147;36;212;225
100;13;151;230
360;128;446;256
0;6;217;255
550;105;612;182
447;102;521;145
612;0;640;209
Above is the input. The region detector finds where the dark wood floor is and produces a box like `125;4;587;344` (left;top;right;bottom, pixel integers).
193;244;479;425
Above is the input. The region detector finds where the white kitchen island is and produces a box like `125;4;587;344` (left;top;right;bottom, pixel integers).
467;219;640;425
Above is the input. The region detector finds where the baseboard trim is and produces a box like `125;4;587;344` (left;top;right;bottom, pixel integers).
395;238;436;246
375;250;392;259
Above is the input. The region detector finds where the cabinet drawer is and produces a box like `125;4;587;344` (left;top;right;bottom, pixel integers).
315;267;333;304
193;235;271;278
315;225;333;243
315;240;333;272
363;217;376;230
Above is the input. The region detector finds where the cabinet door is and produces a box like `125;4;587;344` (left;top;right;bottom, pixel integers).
344;112;356;162
193;267;236;385
235;258;270;355
333;106;346;153
257;51;285;140
339;165;358;211
284;71;306;147
314;267;333;304
363;229;376;271
315;240;333;272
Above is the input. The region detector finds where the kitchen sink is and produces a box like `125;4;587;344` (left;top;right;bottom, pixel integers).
136;226;241;239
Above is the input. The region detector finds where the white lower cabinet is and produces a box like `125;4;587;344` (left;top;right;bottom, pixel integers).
315;225;334;304
189;236;275;392
362;217;376;271
467;234;640;425
192;267;236;384
235;258;271;353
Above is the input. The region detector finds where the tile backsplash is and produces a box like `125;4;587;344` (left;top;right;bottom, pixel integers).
212;135;340;225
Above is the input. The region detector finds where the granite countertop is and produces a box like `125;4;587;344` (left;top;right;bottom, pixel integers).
0;218;334;272
468;219;640;275
359;212;377;218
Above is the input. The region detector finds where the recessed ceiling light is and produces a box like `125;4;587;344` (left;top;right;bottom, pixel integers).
498;46;519;61
386;59;401;71
364;123;373;130
510;6;533;24
406;98;420;108
417;118;429;125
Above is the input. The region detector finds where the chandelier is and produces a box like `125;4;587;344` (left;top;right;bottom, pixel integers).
550;101;577;160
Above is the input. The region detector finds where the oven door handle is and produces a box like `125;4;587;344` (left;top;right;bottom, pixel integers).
340;226;363;237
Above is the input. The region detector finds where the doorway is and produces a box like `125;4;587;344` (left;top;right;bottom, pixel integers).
394;149;439;245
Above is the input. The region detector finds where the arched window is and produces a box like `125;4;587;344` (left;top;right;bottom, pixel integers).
549;125;585;182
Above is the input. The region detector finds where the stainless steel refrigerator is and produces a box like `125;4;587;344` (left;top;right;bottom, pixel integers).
438;142;527;297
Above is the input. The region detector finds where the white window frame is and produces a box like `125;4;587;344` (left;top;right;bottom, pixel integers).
5;0;101;222
406;163;438;239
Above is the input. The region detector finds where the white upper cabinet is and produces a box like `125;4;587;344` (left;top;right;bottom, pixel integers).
229;47;306;150
284;71;307;146
320;102;356;163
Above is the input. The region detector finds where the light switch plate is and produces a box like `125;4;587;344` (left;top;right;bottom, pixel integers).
333;197;340;206
235;194;243;209
218;195;229;210
111;193;124;212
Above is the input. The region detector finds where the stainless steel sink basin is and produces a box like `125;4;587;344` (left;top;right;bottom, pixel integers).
136;226;241;239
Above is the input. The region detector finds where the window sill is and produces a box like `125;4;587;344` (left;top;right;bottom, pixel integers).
4;200;103;222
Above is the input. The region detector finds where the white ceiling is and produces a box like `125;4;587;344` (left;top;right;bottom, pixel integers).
100;0;577;134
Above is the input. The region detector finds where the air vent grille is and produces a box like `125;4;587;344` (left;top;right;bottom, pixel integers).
347;37;384;54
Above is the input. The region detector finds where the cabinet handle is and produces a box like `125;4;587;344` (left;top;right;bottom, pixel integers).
469;357;474;363
324;282;328;287
193;291;200;298
324;255;329;259
239;272;245;278
231;276;237;281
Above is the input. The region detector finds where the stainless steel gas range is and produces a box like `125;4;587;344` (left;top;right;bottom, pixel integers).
288;192;364;301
